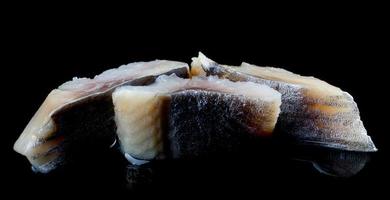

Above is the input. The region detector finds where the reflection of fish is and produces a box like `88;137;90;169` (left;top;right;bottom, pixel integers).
14;61;189;173
124;146;371;190
192;53;377;152
288;146;371;177
312;151;370;177
126;164;155;190
113;74;281;162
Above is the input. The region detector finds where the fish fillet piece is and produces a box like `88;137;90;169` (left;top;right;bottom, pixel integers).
192;52;376;152
14;60;189;172
112;74;281;162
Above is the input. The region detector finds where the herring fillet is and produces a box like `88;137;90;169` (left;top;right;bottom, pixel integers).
112;75;281;161
192;53;376;152
14;60;189;172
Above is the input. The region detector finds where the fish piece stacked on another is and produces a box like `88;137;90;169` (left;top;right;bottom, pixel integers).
192;53;376;152
112;74;281;162
13;60;189;173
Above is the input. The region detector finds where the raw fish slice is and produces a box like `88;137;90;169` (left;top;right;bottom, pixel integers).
14;60;189;172
112;75;281;162
192;53;376;152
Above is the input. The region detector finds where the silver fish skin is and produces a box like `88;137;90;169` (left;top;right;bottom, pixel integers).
192;52;377;152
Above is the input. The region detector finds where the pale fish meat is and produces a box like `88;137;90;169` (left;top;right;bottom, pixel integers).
14;60;189;172
112;74;281;163
192;53;376;152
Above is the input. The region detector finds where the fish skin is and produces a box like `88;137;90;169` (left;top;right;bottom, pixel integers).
193;52;377;152
113;75;281;161
14;62;189;173
168;90;279;159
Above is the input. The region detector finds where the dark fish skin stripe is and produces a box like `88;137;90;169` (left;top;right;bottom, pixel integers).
167;90;267;159
51;93;117;156
32;67;189;165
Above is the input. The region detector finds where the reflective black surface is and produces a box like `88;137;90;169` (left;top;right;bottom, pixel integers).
3;8;387;197
124;143;374;190
6;136;383;197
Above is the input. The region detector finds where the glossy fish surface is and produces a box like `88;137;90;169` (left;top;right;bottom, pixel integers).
192;53;376;152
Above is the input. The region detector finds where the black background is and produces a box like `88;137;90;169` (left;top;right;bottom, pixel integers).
3;4;388;198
